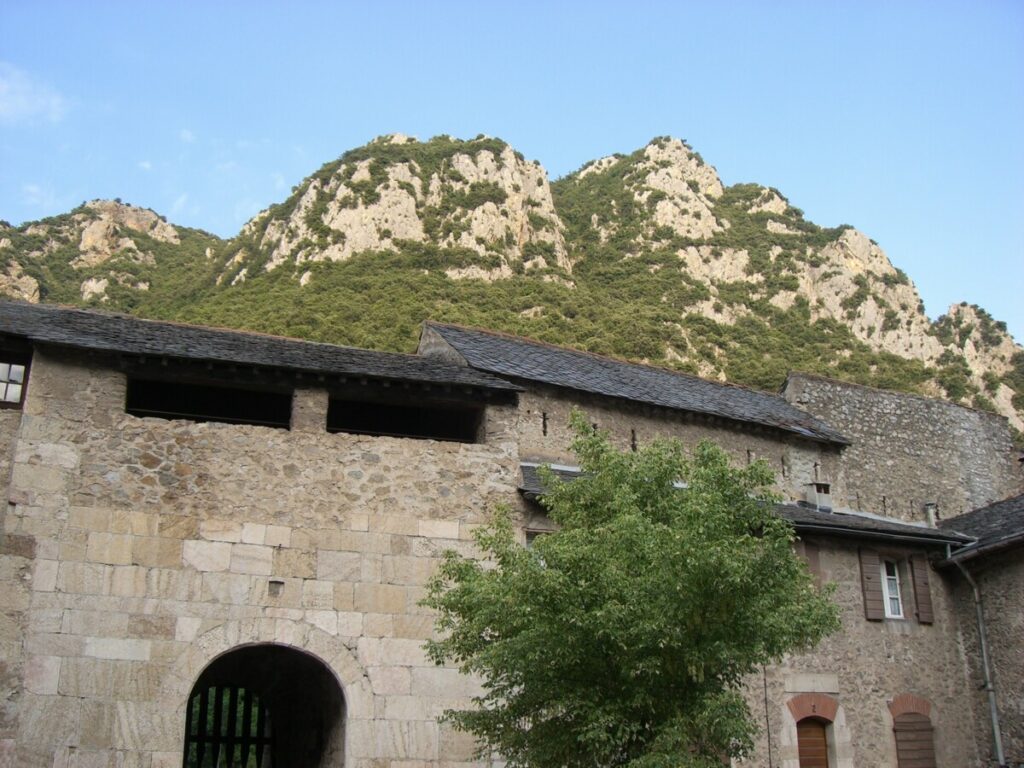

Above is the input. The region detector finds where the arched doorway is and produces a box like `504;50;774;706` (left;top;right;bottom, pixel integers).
183;644;345;767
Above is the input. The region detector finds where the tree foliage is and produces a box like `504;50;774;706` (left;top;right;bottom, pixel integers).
423;415;839;767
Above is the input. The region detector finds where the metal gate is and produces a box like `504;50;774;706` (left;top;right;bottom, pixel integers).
184;685;273;768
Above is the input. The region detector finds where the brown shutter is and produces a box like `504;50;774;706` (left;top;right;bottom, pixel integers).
894;712;936;768
859;548;884;621
910;554;934;625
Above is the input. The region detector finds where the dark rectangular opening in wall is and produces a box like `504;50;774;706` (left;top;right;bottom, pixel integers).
327;397;482;443
126;378;292;429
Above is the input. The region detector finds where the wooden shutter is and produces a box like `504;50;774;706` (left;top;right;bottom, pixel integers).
894;712;936;768
797;718;830;768
859;548;884;621
910;554;934;625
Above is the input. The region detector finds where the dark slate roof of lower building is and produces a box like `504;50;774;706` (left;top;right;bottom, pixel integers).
776;503;971;546
0;301;519;392
426;322;847;445
937;492;1024;562
519;462;969;546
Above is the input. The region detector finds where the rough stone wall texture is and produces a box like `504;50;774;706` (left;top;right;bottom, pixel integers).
740;536;979;768
0;347;1011;767
515;386;842;504
783;374;1022;521
2;347;520;767
947;551;1024;766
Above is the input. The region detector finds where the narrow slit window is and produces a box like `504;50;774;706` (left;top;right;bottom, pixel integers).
327;397;482;443
126;378;292;429
0;358;28;408
882;560;904;618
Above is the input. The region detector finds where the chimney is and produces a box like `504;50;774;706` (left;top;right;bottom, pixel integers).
923;502;939;528
806;482;832;512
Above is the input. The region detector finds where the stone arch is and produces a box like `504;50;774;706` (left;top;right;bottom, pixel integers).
780;693;854;768
161;618;374;765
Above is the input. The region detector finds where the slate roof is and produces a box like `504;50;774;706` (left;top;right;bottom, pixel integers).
0;301;519;392
519;462;970;546
938;492;1024;562
425;322;848;445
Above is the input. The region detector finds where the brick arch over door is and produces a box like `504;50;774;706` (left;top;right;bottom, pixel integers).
161;618;375;765
889;694;937;768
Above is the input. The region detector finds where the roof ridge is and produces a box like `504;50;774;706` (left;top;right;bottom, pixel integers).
18;300;435;363
426;320;790;400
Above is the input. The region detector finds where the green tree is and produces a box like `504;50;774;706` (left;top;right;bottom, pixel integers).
423;414;839;767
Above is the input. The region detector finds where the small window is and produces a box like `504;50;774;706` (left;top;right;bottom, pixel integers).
327;397;481;443
0;358;28;408
126;378;292;429
881;560;904;618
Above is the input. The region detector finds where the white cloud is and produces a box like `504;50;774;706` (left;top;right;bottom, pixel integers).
170;193;189;215
0;63;67;124
271;172;286;191
137;160;152;171
21;183;61;209
179;128;195;143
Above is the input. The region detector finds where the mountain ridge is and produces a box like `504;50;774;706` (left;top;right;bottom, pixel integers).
2;134;1021;435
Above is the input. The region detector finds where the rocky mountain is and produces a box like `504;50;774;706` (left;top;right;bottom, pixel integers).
2;135;1021;434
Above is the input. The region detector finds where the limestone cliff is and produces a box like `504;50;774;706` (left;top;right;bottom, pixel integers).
2;136;1020;432
222;135;570;287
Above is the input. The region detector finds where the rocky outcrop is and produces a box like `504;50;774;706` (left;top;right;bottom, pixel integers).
2;135;1020;430
0;261;40;303
236;135;570;283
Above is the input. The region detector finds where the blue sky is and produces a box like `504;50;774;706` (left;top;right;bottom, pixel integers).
2;1;1022;340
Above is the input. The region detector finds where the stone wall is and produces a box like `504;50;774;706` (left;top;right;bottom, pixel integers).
741;536;980;768
2;347;521;767
783;374;1022;521
515;386;842;505
1;345;1013;767
947;550;1024;766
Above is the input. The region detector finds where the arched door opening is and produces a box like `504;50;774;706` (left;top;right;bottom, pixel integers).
796;716;830;768
183;644;345;768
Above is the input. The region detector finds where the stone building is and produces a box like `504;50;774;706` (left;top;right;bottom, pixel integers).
1;301;1021;767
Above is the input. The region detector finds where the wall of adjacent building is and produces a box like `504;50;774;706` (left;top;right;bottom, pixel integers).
947;550;1024;767
783;374;1022;521
514;386;842;506
741;536;980;768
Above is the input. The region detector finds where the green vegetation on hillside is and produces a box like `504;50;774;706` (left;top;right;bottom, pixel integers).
2;136;1020;432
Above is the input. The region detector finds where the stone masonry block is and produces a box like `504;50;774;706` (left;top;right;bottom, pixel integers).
230;544;273;575
182;540;231;572
83;637;151;662
264;524;291;548
23;655;61;695
31;559;58;592
318;550;362;581
273;549;315;579
355;583;408;614
85;533;133;566
241;522;266;545
131;537;182;568
199;519;242;543
418;519;460;540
